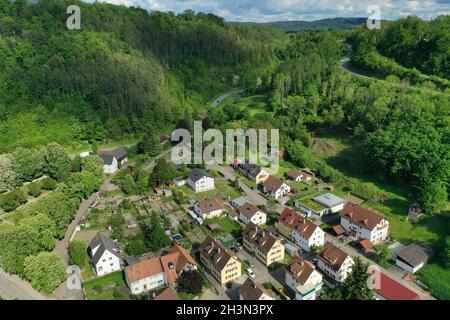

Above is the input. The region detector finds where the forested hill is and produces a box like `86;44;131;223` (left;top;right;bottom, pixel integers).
0;0;284;152
236;18;366;32
349;16;450;80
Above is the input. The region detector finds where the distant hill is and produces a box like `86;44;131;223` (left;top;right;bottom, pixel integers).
234;18;367;32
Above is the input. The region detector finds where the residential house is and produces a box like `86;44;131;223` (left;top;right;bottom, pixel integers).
261;175;291;199
230;196;248;209
374;272;420;300
239;278;275;300
242;223;285;267
173;177;187;187
98;147;128;173
316;242;354;282
285;257;323;300
296;193;346;216
199;237;241;285
236;161;269;184
125;244;197;295
393;243;431;274
187;168;215;193
194;196;226;219
99;154;119;174
88;234;122;277
238;202;267;226
276;208;325;252
286;169;312;182
340;203;389;245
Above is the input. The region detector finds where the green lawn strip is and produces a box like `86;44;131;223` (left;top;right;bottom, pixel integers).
0;222;14;234
83;271;128;300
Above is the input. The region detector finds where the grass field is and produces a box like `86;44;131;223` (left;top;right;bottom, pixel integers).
83;271;128;300
217;94;272;116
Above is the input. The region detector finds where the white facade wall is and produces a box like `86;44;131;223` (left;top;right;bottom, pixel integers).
268;183;291;199
341;217;389;245
194;204;223;219
292;226;325;252
188;176;215;193
317;256;354;282
239;211;267;226
93;249;122;276
285;269;323;301
128;272;166;295
103;158;119;174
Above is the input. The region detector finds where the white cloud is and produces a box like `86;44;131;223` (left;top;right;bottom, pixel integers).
84;0;450;22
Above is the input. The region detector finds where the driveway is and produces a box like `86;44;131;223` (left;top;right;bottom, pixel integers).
206;163;268;207
211;89;244;107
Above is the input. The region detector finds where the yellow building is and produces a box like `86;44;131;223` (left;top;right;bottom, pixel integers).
199;237;241;285
243;223;285;267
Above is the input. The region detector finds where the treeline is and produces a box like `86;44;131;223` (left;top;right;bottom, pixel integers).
348;16;450;88
0;0;283;152
0;152;104;292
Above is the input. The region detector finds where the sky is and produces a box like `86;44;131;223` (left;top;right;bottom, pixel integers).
84;0;450;22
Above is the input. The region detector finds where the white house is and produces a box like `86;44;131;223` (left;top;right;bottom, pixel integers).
340;203;389;245
296;193;347;216
238;202;267;226
98;147;128;174
99;154;119;174
187;168;215;193
125;244;197;295
276;208;325;252
261;175;291;199
88;235;122;277
194;196;226;219
285;257;323;300
239;278;275;300
316;242;354;282
236;161;269;184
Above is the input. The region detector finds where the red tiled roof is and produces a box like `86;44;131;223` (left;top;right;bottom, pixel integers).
376;272;420;300
262;175;285;193
154;287;179;300
279;207;319;239
317;242;351;271
331;224;345;236
286;257;316;285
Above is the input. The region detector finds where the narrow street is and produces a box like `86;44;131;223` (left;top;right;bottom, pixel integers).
0;268;48;300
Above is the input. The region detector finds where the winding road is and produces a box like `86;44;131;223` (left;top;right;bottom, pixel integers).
340;44;449;97
211;89;244;107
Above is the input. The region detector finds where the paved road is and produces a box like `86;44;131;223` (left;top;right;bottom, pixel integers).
142;147;174;170
211;89;244;107
206;163;268;207
0;268;48;300
340;44;449;97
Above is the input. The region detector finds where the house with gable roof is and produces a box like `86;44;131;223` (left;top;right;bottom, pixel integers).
88;234;123;276
285;257;323;300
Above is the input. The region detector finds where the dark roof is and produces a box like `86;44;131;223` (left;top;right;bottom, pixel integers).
239;278;273;300
99;154;114;165
111;147;127;161
199;237;236;272
243;223;279;254
89;234;120;265
238;161;263;178
396;243;430;268
188;168;214;183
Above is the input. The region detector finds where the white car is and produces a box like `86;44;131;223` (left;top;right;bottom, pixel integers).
246;268;256;279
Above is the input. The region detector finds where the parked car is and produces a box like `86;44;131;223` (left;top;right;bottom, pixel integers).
244;259;254;267
246;268;256;279
230;246;238;253
236;242;242;249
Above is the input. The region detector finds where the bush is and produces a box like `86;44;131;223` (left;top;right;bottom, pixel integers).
27;183;42;197
40;177;57;191
0;188;28;212
93;285;103;293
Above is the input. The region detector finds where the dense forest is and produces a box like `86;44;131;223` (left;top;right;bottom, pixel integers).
349;16;450;88
0;0;283;152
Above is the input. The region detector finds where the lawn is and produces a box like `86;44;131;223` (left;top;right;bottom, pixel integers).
176;178;241;201
83;271;129;300
0;222;14;234
205;216;242;235
217;94;272;117
297;197;327;212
